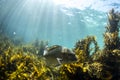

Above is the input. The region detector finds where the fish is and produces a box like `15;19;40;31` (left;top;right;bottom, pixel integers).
43;45;77;66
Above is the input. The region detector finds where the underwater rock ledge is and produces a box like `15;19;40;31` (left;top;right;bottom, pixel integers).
0;9;120;80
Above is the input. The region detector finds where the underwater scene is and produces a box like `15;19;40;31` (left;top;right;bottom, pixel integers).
0;0;120;80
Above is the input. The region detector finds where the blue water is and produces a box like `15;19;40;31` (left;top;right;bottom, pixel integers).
0;0;120;48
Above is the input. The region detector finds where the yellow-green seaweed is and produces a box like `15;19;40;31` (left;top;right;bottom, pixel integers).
0;9;120;80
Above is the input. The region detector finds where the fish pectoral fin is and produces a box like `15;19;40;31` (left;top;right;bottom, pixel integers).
56;58;62;64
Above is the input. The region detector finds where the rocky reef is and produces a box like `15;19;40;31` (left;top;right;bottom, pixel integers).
0;9;120;80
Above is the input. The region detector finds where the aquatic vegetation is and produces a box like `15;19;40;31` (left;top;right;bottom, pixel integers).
59;57;114;80
74;36;99;62
58;9;120;80
12;37;23;46
59;62;89;80
0;35;53;80
0;48;54;80
22;40;48;56
32;39;48;55
59;61;112;80
102;9;120;79
0;9;120;80
104;8;120;50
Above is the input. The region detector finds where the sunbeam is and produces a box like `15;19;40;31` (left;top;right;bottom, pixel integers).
0;1;120;80
52;0;71;5
0;0;120;48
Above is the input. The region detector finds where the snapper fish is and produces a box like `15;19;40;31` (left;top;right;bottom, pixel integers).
43;45;77;65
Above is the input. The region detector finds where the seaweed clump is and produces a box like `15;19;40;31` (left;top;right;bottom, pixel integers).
104;8;120;50
22;39;48;56
0;35;53;80
59;9;120;80
59;36;106;80
102;8;120;79
74;36;99;62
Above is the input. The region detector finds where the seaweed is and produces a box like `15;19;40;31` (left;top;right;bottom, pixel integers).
104;8;120;50
74;36;99;62
0;35;53;80
0;9;120;80
58;9;120;80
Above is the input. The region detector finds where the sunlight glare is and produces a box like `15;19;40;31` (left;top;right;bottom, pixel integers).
52;0;91;10
53;0;70;5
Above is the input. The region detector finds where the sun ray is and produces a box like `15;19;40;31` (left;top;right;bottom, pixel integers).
52;0;71;5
